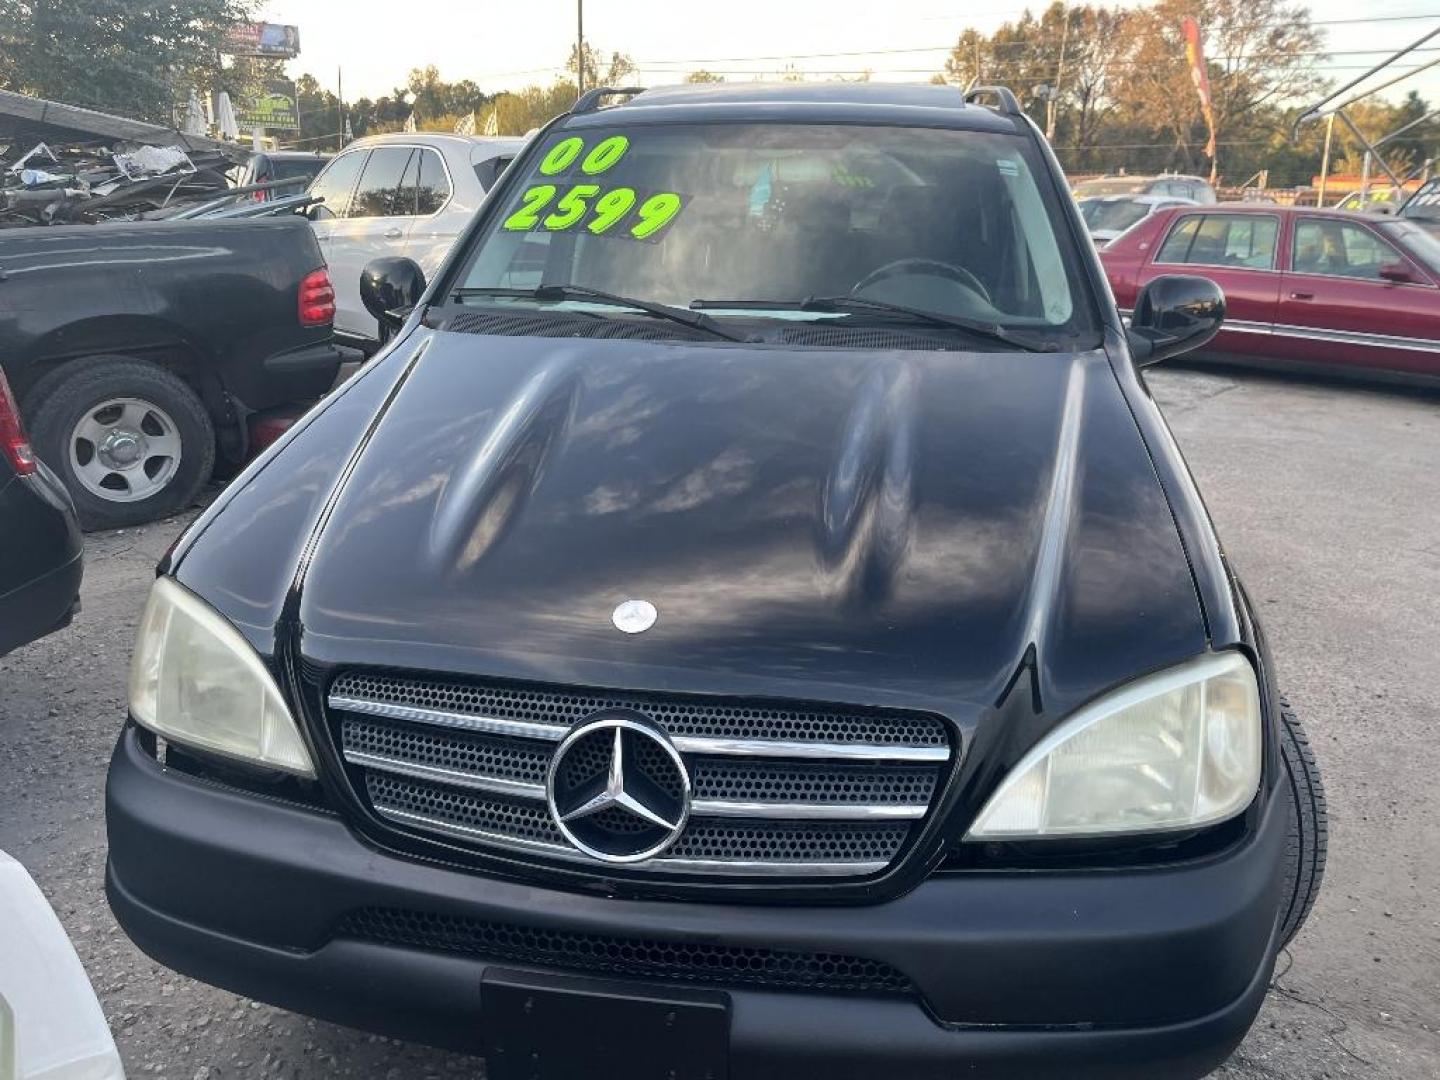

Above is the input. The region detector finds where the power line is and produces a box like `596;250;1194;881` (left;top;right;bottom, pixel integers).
634;15;1440;65
640;52;1440;77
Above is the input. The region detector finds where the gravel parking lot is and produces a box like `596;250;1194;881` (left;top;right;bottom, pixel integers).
2;365;1437;1079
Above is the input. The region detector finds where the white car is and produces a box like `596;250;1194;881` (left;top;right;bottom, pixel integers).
0;851;124;1080
1077;193;1198;247
304;133;525;348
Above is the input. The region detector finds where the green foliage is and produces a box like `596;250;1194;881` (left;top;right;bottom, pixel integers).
0;0;252;124
685;70;726;84
929;0;1433;186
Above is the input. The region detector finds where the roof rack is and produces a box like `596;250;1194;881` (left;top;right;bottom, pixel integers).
962;86;1023;118
573;86;646;114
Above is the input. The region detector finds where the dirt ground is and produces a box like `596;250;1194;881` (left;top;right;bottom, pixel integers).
1;365;1437;1078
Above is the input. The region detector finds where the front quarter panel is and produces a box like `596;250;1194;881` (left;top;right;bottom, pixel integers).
171;331;428;655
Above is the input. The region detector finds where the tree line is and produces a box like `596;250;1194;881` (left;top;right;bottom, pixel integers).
1;0;1435;187
931;0;1435;185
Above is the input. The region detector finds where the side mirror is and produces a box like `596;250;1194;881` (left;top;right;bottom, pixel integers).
1378;261;1415;284
360;257;426;342
1127;274;1225;367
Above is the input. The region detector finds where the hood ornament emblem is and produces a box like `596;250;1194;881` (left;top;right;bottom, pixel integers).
546;712;691;864
611;599;658;634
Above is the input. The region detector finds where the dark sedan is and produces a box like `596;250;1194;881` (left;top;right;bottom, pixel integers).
1102;203;1440;381
0;367;82;657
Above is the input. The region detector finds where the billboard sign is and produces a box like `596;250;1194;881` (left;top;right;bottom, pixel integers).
224;22;301;59
236;80;301;131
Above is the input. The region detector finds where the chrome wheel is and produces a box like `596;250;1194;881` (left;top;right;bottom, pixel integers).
67;397;182;503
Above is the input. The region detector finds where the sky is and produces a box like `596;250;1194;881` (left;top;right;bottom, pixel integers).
264;0;1440;107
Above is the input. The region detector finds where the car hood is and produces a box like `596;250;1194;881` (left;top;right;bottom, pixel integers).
280;329;1207;721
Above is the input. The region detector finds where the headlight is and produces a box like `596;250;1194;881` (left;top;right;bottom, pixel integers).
128;576;315;777
966;652;1260;839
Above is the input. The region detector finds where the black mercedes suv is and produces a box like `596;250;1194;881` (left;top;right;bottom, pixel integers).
106;83;1326;1080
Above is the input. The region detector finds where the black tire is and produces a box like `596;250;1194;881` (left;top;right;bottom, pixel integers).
24;356;215;530
1277;697;1328;948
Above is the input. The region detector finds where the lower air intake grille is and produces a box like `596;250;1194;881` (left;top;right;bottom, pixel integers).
327;671;955;884
335;907;914;995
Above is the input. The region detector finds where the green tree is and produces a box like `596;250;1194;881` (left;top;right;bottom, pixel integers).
1112;0;1326;179
294;72;345;150
405;64;488;123
0;0;252;124
685;70;725;84
1383;90;1437;174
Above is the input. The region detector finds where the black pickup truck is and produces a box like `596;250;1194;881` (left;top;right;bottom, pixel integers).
0;217;340;528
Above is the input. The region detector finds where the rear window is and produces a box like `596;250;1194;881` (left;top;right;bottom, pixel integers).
272;158;324;182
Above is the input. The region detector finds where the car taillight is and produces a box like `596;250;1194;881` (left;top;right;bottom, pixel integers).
298;267;335;327
0;367;37;476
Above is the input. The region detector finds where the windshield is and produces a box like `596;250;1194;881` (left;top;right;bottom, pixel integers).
1073;178;1147;198
1401;179;1440;222
455;122;1097;347
1381;220;1440;275
1079;197;1152;234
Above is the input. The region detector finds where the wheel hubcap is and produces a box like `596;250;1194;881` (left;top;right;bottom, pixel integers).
68;397;182;503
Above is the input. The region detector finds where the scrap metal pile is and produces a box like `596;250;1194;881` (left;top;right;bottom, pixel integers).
0;88;320;228
0;140;235;227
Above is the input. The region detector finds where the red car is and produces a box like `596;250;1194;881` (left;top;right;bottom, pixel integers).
1101;203;1440;381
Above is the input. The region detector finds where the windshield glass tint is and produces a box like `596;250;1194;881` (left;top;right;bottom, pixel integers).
1402;180;1440;221
1382;220;1440;275
1073;178;1146;197
459;123;1095;337
1079;198;1151;233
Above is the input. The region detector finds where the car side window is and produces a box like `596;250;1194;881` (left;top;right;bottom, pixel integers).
1157;214;1278;269
473;154;511;192
1292;219;1403;280
348;146;415;219
415;149;451;214
307;150;367;220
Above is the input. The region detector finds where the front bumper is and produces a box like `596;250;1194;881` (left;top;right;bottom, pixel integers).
106;727;1287;1079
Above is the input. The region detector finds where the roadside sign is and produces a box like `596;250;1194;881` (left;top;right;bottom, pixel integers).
223;22;301;59
237;81;300;131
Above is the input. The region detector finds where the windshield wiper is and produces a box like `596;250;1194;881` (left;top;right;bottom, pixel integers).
690;296;1050;352
453;284;745;342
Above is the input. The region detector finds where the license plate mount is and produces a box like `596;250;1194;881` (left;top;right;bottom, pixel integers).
481;968;730;1080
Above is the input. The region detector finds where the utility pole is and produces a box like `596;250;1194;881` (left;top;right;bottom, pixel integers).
337;67;344;149
577;0;586;94
1046;14;1070;141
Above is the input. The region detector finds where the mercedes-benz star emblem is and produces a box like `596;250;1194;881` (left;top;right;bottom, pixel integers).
611;599;658;634
545;711;690;864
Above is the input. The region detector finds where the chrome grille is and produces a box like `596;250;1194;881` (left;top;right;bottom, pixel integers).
328;672;955;881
